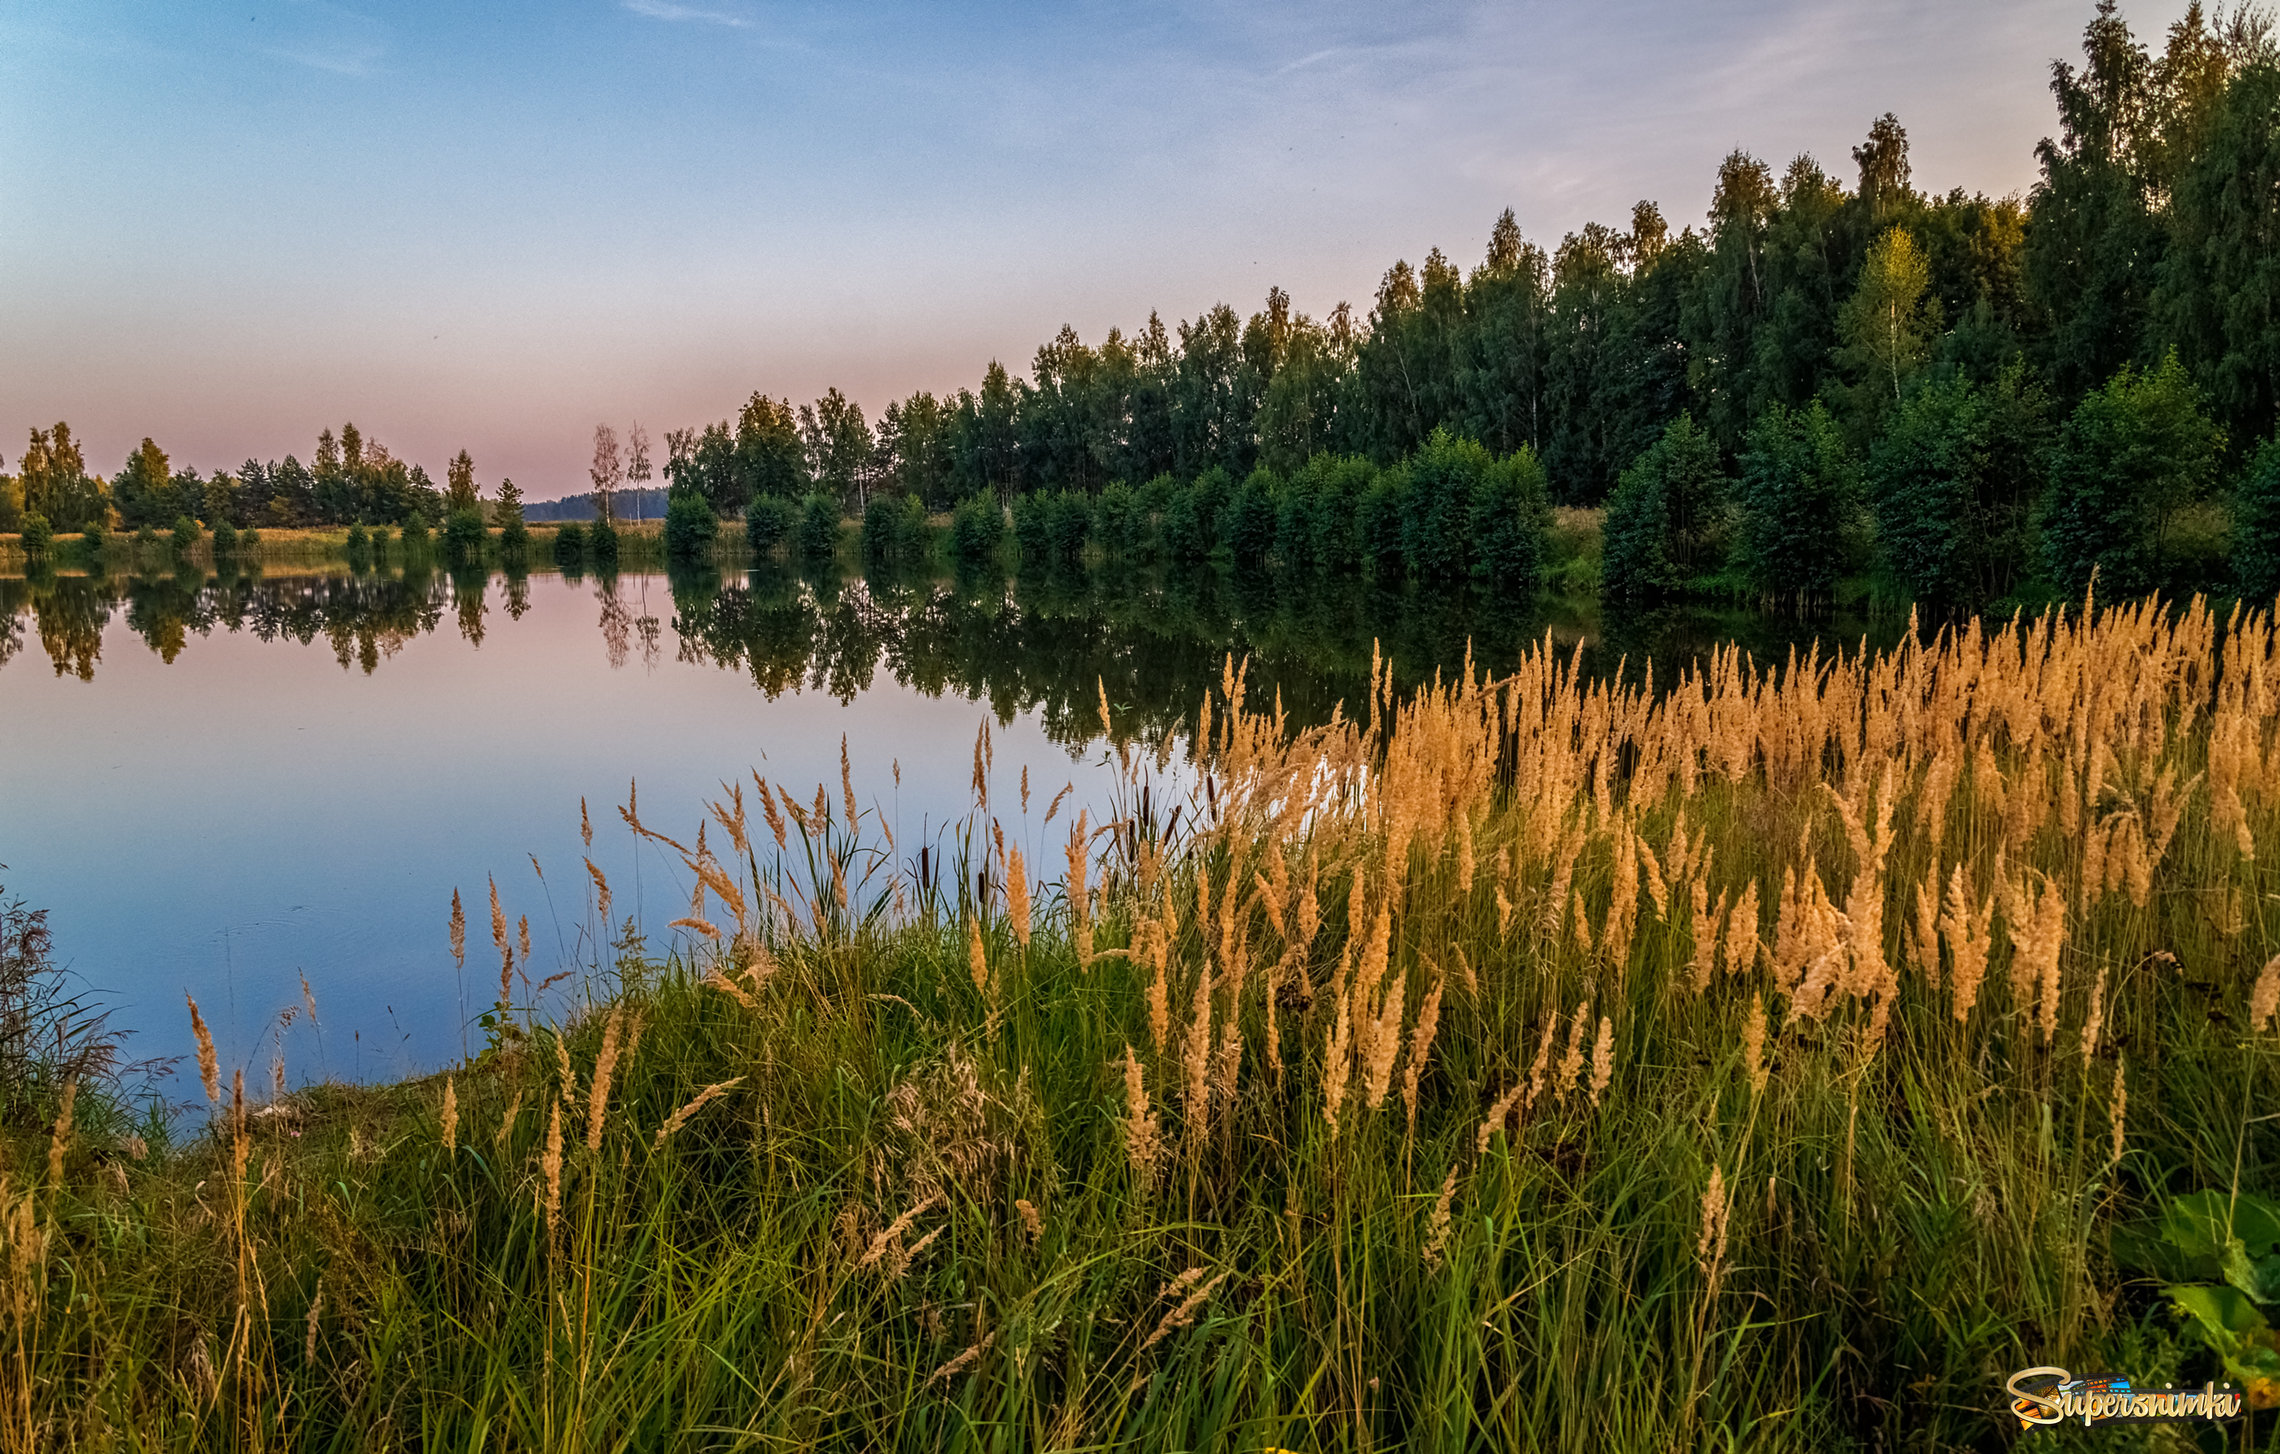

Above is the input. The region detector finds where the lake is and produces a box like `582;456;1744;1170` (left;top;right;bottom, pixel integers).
0;557;1904;1098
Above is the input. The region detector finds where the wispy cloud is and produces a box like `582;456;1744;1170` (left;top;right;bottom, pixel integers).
623;0;752;28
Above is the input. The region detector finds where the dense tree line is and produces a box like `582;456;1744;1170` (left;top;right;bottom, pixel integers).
655;1;2280;607
0;422;529;552
12;3;2280;608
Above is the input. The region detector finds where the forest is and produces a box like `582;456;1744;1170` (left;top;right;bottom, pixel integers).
9;2;2280;610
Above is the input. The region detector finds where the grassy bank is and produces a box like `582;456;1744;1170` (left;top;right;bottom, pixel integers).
5;594;2278;1450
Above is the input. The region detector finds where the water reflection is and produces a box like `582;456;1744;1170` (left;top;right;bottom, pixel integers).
2;558;1912;740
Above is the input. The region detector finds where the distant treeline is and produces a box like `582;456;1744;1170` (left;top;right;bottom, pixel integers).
523;488;668;523
12;3;2280;608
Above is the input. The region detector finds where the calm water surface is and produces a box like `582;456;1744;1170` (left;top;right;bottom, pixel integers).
0;559;1904;1096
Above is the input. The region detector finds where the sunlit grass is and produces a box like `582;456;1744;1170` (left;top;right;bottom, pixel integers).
4;591;2277;1451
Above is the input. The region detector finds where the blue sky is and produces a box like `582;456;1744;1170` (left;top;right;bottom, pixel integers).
0;0;2199;498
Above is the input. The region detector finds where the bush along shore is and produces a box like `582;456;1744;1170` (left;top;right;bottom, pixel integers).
6;591;2280;1450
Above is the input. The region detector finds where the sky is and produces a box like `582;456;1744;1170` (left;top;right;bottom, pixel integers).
0;0;2203;500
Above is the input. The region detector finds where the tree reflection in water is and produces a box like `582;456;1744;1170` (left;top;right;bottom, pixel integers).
2;560;1907;752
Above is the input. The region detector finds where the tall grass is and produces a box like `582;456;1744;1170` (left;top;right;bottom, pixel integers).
5;591;2278;1451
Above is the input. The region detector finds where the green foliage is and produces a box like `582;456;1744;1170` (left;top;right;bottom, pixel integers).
552;522;587;569
2113;1190;2280;1404
1093;482;1139;557
589;516;622;570
495;478;529;554
2236;438;2280;603
2042;352;2225;596
1010;490;1052;564
1161;467;1230;561
343;523;371;571
170;515;200;555
1602;414;1729;602
209;519;237;557
663;493;718;562
19;514;51;556
444;449;480;515
400;514;430;549
1869;366;2053;607
110;438;180;530
743;496;795;557
79;515;107;562
1046;490;1093;563
948;495;1003;565
1271;470;1319;572
1401;429;1492;581
2022;1;2168;403
1357;469;1406;579
1220;468;1280;565
2158;59;2280;451
859;493;929;566
1734;402;1856;606
443;507;488;562
1306;455;1375;574
1468;444;1552;592
795;494;839;561
1833;227;1938;436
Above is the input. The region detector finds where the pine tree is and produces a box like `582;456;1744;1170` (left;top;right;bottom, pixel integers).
445;450;480;514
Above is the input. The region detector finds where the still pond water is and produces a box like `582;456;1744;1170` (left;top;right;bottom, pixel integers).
0;558;1903;1097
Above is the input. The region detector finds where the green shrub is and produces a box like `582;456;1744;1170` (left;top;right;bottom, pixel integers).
1400;430;1483;582
1469;445;1553;593
1309;456;1375;574
1093;483;1137;557
2234;438;2280;604
1868;367;2051;608
2042;353;2224;597
238;527;260;550
590;517;622;569
1220;469;1280;567
949;495;1004;565
1273;472;1319;572
552;522;587;569
136;522;162;556
20;514;52;556
1734;402;1856;607
170;515;200;555
796;494;839;561
664;494;719;561
1161;469;1231;562
210;519;237;557
1010;492;1053;563
1602;413;1729;603
743;496;794;557
1046;491;1093;563
1133;474;1177;556
1357;471;1406;579
443;507;488;562
400;514;431;549
79;516;108;562
860;494;928;565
